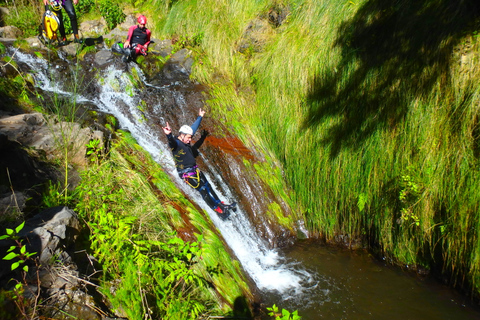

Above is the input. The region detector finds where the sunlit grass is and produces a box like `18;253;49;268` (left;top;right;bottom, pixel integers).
145;0;480;295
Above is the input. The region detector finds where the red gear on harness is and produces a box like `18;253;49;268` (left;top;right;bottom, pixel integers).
134;44;148;56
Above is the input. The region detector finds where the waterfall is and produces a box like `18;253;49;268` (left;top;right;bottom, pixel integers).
12;51;318;299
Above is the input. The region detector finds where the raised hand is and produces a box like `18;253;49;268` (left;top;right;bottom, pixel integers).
162;122;172;135
199;108;206;117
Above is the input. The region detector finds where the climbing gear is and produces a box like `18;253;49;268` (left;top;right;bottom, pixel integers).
134;43;148;56
181;166;200;188
49;0;62;11
111;42;125;54
179;125;193;135
215;202;234;220
224;201;237;212
38;7;60;45
137;15;147;25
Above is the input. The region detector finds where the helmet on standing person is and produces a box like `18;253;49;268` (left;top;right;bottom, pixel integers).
137;15;147;25
179;125;193;136
49;0;62;11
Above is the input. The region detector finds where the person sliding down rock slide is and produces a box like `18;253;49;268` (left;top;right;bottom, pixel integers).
162;108;237;219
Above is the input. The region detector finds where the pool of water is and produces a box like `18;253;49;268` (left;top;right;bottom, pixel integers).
261;241;480;320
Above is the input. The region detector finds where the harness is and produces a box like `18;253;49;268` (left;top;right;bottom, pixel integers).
180;166;201;189
178;165;222;207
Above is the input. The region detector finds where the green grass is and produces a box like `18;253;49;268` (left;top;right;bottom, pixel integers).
147;0;480;296
73;131;252;317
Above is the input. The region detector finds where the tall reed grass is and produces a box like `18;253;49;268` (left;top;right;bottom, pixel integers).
150;0;480;295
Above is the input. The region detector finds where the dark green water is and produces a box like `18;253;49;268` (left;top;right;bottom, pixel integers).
261;241;480;320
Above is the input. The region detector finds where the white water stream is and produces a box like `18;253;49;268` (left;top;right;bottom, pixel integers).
94;65;316;295
13;52;318;299
12;48;480;320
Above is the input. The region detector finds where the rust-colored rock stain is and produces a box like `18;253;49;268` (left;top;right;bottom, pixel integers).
204;135;254;161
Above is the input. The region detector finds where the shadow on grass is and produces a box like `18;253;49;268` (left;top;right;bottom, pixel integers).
303;0;480;158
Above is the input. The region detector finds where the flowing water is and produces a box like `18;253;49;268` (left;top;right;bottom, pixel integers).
10;49;480;319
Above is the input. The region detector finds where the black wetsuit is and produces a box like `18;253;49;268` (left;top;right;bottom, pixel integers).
166;126;223;211
52;0;78;39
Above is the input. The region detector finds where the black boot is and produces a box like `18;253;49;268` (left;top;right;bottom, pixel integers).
223;202;237;212
214;202;231;220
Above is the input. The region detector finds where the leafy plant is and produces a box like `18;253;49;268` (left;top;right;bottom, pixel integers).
267;304;301;320
86;139;103;164
98;0;126;30
61;13;73;36
0;221;40;319
398;167;422;227
76;0;95;14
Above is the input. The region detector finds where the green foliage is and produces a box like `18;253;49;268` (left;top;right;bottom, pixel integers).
86;139;103;164
267;304;301;320
0;221;40;318
398;167;422;227
252;157;298;227
357;193;367;212
75;162;211;318
98;0;126;30
158;0;480;297
41;181;74;208
62;13;73;36
76;0;95;14
172;32;204;52
73;133;248;318
0;54;38;110
3;2;40;38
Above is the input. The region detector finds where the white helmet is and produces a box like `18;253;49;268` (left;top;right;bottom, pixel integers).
179;125;193;135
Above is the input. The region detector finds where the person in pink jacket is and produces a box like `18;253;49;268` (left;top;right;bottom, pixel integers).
123;15;151;62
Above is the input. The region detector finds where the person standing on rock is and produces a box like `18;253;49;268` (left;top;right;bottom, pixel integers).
43;0;82;45
123;15;151;62
162;108;236;218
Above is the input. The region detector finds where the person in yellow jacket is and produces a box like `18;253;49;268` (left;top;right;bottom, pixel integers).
43;0;81;45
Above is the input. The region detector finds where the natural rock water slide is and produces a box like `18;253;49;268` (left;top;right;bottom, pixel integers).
9;45;480;319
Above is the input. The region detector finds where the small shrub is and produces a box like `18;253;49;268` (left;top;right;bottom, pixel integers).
98;0;126;30
4;6;39;38
76;0;95;15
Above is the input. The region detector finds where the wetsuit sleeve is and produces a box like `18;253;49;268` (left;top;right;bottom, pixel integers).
144;29;151;48
191;132;207;156
166;133;178;150
190;116;203;135
126;25;136;42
